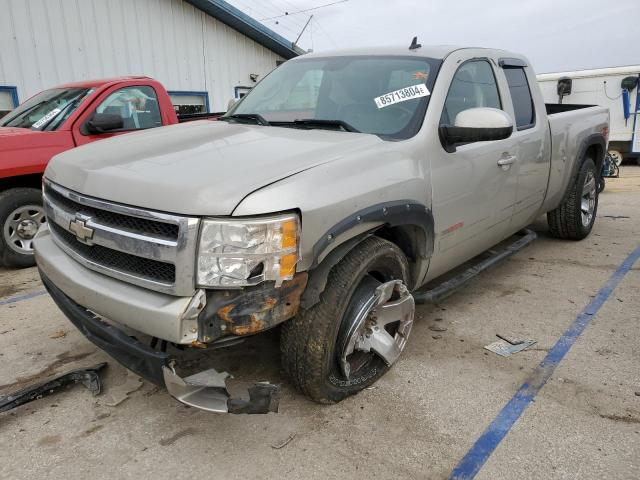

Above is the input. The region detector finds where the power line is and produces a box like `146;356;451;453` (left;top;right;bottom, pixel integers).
231;0;302;36
258;0;348;21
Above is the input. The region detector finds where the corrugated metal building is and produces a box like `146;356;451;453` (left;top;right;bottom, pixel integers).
0;0;300;117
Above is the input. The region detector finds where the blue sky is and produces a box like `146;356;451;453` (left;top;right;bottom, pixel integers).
227;0;639;73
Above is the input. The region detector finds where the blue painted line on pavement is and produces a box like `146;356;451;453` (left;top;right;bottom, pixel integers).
0;289;48;306
450;245;640;480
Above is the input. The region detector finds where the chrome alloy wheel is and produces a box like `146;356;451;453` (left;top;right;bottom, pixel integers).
581;170;596;227
3;205;46;255
338;280;415;379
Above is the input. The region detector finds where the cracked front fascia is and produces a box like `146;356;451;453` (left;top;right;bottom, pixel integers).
198;273;308;341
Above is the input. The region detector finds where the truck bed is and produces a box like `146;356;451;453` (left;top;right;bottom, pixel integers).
541;104;609;213
545;103;596;115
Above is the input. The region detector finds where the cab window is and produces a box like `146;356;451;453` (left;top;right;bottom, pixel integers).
94;86;162;131
440;60;501;126
503;67;535;130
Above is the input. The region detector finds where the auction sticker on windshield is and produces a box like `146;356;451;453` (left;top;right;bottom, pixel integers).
32;108;62;129
374;84;429;109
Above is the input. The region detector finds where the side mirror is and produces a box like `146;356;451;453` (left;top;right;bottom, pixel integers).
440;108;513;152
85;113;124;134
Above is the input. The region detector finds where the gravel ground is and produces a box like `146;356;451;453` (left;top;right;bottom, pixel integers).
0;166;638;480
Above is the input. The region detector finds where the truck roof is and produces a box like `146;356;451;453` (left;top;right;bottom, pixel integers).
298;45;519;61
54;76;152;89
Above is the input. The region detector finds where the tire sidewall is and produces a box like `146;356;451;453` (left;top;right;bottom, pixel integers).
320;240;410;402
574;157;598;237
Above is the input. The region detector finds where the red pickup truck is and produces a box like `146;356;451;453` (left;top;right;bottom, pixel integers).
0;77;220;267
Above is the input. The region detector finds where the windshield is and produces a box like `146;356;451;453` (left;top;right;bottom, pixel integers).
0;87;93;130
227;55;441;139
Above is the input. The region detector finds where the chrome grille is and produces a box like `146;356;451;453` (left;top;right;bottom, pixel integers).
43;179;199;296
45;187;179;239
50;222;176;283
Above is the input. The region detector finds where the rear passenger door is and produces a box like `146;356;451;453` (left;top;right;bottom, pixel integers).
499;61;551;229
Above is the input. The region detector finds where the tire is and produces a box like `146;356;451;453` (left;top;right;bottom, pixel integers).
280;236;413;404
0;188;46;268
547;157;598;240
597;176;605;193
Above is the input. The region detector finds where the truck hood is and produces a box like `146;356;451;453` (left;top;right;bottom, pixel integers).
45;120;383;215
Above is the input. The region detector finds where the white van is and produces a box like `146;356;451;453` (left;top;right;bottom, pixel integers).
538;66;640;164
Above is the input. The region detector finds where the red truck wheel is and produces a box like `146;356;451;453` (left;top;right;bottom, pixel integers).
0;188;46;268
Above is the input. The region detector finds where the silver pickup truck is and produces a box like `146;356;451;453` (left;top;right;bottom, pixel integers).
35;45;609;413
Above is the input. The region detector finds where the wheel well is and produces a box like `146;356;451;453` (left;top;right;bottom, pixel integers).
374;224;428;289
585;143;604;175
0;174;42;192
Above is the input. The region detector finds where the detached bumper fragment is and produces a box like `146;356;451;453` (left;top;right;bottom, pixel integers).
0;363;106;413
41;272;280;414
163;366;280;414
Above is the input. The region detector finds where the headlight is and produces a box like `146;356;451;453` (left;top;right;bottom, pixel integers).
197;214;300;288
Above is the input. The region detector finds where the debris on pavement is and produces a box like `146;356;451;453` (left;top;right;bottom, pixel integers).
49;330;67;339
104;370;144;407
484;335;536;357
429;325;448;332
496;333;524;345
0;363;107;413
271;433;296;449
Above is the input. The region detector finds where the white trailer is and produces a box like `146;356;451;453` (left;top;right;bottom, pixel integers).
537;66;640;164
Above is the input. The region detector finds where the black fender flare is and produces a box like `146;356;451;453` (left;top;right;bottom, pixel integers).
563;133;606;203
301;200;434;309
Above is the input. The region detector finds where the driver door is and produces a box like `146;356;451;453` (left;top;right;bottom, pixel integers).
428;58;519;279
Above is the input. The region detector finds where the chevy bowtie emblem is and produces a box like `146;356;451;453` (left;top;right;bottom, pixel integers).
69;217;95;242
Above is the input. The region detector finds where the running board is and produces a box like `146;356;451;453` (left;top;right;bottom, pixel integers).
413;228;537;304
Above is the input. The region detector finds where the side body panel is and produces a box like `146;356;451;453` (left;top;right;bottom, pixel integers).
540;106;609;213
232;139;432;277
0;129;75;179
498;64;552;230
423;49;523;282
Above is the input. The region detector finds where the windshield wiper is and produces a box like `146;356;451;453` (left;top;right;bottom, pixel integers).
220;113;270;126
289;119;360;133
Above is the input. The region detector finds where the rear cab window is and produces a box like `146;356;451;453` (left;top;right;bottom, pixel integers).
503;67;535;130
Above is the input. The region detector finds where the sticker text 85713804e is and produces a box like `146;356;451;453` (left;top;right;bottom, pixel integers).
373;84;430;109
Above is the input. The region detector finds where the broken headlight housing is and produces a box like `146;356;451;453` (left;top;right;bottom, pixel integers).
196;214;300;288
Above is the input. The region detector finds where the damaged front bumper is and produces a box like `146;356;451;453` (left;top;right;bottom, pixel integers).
40;274;280;414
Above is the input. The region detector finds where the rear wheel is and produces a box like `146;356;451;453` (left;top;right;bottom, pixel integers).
280;237;414;404
547;157;598;240
0;188;46;268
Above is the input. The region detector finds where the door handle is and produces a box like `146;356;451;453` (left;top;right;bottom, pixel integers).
497;154;516;168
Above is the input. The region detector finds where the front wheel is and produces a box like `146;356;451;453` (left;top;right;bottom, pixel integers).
280;237;414;404
547;157;598;240
0;188;46;268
